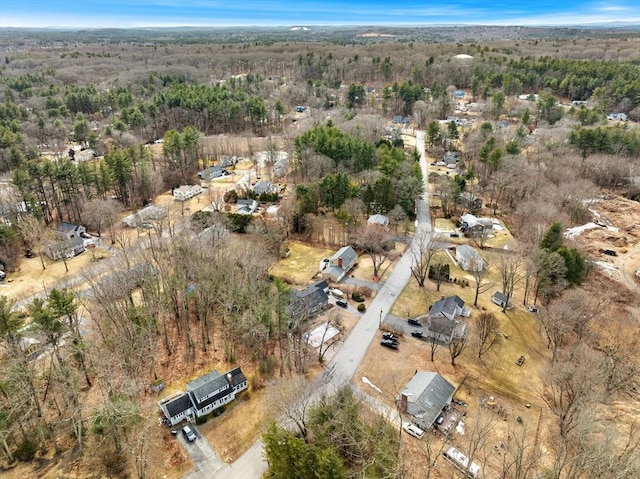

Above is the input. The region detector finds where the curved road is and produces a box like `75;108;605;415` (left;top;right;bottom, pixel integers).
188;130;432;479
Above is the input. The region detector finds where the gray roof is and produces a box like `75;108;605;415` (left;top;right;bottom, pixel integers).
253;181;274;195
289;282;329;316
429;296;464;318
401;371;455;428
56;222;84;235
493;291;509;302
367;214;389;226
187;370;229;403
456;245;483;262
427;315;458;337
332;246;357;266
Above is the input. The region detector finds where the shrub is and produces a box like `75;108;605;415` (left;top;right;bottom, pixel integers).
14;440;37;461
351;291;365;302
100;449;128;476
357;303;366;313
195;415;207;425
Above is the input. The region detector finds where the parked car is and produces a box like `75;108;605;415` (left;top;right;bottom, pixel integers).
182;425;197;442
516;355;526;366
602;249;617;256
449;232;460;238
402;422;424;439
330;288;345;297
525;305;539;313
411;330;425;339
380;339;399;350
382;333;399;341
336;299;348;308
0;270;5;281
408;318;421;327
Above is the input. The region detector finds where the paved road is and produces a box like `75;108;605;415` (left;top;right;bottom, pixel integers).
181;129;433;478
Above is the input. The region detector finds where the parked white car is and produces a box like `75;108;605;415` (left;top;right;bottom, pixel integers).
329;288;344;298
402;422;424;439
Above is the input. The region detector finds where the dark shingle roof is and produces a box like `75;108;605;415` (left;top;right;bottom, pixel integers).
164;393;193;418
228;366;247;388
429;296;464;318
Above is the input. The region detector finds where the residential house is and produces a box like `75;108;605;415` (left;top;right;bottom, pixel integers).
121;205;167;228
455;245;485;271
198;166;228;180
320;246;358;282
55;222;88;241
397;371;456;430
460;213;493;237
423;315;467;345
253;181;276;196
288;280;330;318
443;151;461;166
43;237;86;261
273;156;288;179
173;185;203;201
492;291;509;308
219;155;240;168
427;295;467;321
158;366;248;426
236;199;258;215
367;214;390;228
458;192;482;211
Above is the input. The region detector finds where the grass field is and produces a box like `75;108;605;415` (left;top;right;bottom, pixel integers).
269;241;334;285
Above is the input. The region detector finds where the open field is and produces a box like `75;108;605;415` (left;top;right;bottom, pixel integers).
269;241;334;285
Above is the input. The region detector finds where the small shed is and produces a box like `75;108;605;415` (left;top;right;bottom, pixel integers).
492;291;509;308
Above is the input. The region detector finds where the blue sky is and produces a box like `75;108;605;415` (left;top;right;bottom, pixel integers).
1;1;638;28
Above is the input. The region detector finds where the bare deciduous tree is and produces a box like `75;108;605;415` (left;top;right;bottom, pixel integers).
410;229;442;287
493;249;524;313
448;337;467;366
353;224;392;279
476;312;499;358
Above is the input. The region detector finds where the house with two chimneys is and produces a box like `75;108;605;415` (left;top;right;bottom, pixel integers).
158;366;248;426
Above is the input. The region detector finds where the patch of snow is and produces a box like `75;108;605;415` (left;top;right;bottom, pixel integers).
593;261;620;280
456;421;465;435
564;222;600;240
362;377;382;393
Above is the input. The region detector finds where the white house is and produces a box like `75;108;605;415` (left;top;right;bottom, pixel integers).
320;246;358;282
367;214;389;228
173;185;203;201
